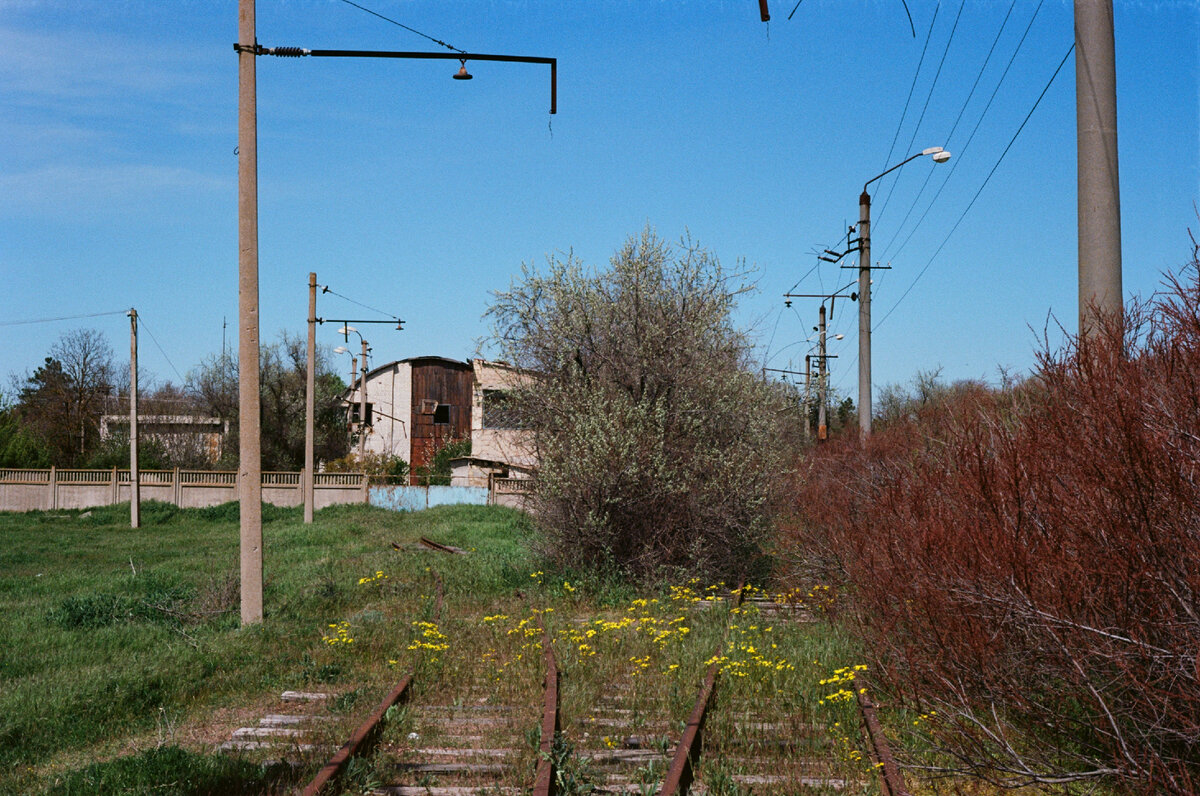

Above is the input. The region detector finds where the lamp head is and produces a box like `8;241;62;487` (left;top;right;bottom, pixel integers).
337;326;357;335
453;60;473;80
333;346;349;354
932;150;951;163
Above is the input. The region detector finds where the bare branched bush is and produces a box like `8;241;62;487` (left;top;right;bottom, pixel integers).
788;258;1200;792
488;228;796;582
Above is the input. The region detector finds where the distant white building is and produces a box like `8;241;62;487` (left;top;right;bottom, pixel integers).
100;415;228;464
450;359;537;487
343;356;535;485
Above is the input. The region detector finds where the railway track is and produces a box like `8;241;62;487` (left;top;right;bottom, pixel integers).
219;570;905;796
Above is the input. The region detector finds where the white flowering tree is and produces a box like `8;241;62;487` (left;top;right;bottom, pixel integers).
487;228;796;581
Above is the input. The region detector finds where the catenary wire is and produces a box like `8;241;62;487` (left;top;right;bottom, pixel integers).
874;42;1074;331
878;0;1024;260
878;3;940;186
875;0;965;230
878;0;1045;266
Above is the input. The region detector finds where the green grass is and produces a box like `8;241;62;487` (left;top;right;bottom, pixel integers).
0;500;875;795
0;500;534;794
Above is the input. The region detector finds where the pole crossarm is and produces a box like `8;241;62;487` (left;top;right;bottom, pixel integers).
235;44;557;114
317;318;404;328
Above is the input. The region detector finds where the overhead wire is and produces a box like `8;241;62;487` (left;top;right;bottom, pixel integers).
878;3;940;186
879;0;1018;261
320;285;400;320
879;0;1035;262
874;41;1075;331
136;313;187;384
0;310;127;327
875;0;965;230
334;0;465;54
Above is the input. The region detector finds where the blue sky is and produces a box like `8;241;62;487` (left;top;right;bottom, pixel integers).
2;0;1197;403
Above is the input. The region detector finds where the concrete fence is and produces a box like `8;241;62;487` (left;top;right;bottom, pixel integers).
0;468;367;512
0;469;532;514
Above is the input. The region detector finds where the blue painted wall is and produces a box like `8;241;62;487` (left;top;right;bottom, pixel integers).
369;485;489;512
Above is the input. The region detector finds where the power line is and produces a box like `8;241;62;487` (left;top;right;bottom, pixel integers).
879;3;940;183
877;0;1045;269
0;310;127;327
335;0;465;54
875;0;965;229
878;0;1017;260
136;313;186;384
875;42;1074;331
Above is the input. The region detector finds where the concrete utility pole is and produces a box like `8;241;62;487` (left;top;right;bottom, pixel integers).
128;308;140;529
856;192;872;439
304;273;316;523
803;355;812;441
856;147;951;439
817;304;828;441
1075;0;1122;339
358;338;369;459
237;0;263;625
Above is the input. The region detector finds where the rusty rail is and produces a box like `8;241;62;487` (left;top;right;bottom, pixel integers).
855;687;909;796
657;581;746;796
658;658;719;795
299;673;414;796
532;629;562;796
418;536;467;554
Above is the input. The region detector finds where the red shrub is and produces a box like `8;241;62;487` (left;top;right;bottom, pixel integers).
788;262;1200;792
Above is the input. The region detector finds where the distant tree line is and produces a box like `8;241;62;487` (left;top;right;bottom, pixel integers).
1;330;349;470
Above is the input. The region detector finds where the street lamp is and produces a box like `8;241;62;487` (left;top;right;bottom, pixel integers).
337;327;371;460
856;146;951;439
332;344;359;452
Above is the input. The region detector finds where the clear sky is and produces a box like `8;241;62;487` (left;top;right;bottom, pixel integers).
2;0;1197;403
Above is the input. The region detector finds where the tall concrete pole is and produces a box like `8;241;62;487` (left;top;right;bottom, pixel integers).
358;339;369;459
237;0;263;625
129;308;140;529
817;304;828;442
802;354;812;441
857;190;872;439
304;273;316;523
348;355;358;448
1075;0;1122;339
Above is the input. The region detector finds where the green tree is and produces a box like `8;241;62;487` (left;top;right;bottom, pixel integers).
14;329;115;466
186;333;349;470
488;228;795;581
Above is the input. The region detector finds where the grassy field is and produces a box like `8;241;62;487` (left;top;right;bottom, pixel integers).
0;501;877;795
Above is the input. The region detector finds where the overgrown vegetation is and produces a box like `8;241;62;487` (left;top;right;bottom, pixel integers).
0;500;532;794
488;228;798;582
787;257;1200;793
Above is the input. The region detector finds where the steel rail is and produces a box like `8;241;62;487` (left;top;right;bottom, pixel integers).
658;582;746;796
419;536;467;554
532;629;562;796
300;673;414;796
855;687;909;796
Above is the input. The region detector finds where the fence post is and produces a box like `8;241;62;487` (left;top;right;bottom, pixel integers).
112;467;119;505
361;472;369;505
49;466;57;510
173;467;181;507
